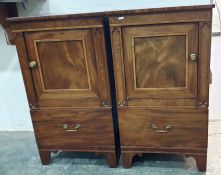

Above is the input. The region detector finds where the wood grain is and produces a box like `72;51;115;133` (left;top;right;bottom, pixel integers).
109;10;212;27
110;27;127;106
13;16;117;167
37;40;90;90
38;150;51;165
127;98;197;108
134;35;186;88
119;108;208;148
10;17;104;32
121;147;207;154
122;23;198;100
122;152;139;168
25;28;110;108
97;152;118;168
9;5;213;170
198;22;212;107
14;33;37;107
187;154;207;172
92;28;111;104
32;109;115;148
112;7;212;171
8;5;214;23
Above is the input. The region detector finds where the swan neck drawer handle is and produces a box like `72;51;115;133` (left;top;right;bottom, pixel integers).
63;124;81;132
151;124;171;133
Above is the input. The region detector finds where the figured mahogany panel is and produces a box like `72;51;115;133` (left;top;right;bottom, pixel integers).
25;28;110;108
135;35;186;88
121;23;198;105
37;40;89;90
119;108;208;148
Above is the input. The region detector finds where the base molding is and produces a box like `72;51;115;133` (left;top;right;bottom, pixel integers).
96;152;119;168
38;149;118;168
121;146;207;154
121;149;207;172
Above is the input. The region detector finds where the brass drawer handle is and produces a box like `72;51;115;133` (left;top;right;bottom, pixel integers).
151;124;171;133
63;124;81;132
102;101;110;107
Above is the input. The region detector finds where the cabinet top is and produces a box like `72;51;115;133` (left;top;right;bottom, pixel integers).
8;0;214;22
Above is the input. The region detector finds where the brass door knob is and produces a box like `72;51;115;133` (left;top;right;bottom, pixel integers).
29;61;37;68
189;54;197;61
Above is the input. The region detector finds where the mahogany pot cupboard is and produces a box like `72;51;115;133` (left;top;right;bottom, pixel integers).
7;4;214;172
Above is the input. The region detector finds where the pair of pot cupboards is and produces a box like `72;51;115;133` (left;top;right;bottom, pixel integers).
8;4;214;172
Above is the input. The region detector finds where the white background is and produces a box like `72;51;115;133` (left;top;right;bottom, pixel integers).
0;0;220;131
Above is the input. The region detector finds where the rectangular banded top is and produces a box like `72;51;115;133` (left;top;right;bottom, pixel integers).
7;0;214;22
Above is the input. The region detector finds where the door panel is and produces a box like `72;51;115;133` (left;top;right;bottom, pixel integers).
134;35;186;89
114;23;198;107
37;40;90;90
25;28;110;108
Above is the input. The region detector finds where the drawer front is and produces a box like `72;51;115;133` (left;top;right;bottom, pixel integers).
119;108;208;149
31;109;115;149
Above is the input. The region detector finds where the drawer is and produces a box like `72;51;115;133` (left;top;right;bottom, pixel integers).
119;108;208;149
31;109;115;149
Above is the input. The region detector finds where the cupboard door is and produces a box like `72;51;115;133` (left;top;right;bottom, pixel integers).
111;23;198;107
25;28;110;108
